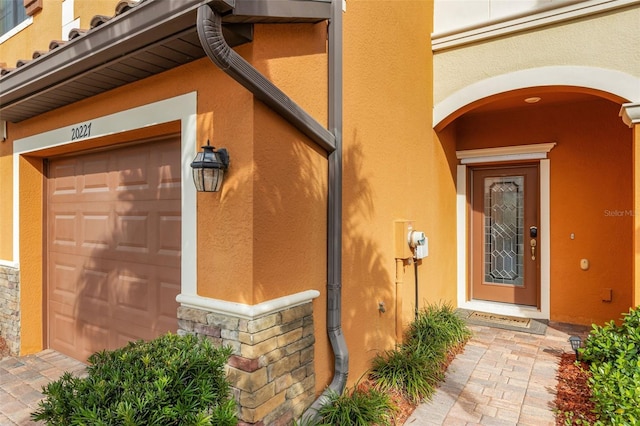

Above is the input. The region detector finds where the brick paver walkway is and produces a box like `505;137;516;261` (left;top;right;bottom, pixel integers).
0;322;588;425
0;350;86;425
405;322;589;425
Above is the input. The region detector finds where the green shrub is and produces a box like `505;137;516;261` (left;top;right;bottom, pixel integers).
32;333;237;426
405;302;472;356
369;346;442;403
369;302;470;403
296;302;470;425
581;308;640;425
314;386;396;426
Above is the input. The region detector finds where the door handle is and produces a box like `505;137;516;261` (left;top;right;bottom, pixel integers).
530;238;537;260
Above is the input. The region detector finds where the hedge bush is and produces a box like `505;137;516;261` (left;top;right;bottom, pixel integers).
314;386;396;426
369;302;471;403
581;307;640;425
32;333;237;426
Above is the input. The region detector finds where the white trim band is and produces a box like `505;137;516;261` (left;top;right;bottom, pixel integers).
432;0;640;51
0;16;33;44
457;143;556;164
176;290;321;320
12;93;197;294
434;66;640;129
0;260;19;268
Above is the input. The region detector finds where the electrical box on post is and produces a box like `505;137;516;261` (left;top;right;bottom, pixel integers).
394;221;414;259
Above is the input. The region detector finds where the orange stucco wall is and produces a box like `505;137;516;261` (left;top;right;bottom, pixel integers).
197;23;330;305
338;1;456;383
2;0;456;395
0;136;12;260
455;98;633;326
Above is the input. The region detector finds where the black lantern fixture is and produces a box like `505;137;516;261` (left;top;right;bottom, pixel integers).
190;140;229;192
569;335;582;360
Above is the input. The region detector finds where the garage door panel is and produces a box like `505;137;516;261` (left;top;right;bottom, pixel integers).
114;212;150;254
49;258;79;297
49;161;79;196
79;267;110;303
115;151;151;185
76;302;110;328
115;273;153;312
81;160;111;195
51;212;78;249
80;323;110;360
111;321;155;349
158;213;181;256
81;213;112;251
159;279;180;317
49;308;77;354
158;146;182;192
47;137;181;361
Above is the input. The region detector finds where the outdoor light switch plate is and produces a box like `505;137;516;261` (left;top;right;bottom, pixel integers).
580;259;589;270
601;288;613;302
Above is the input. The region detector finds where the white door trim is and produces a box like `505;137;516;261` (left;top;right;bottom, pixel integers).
456;144;554;319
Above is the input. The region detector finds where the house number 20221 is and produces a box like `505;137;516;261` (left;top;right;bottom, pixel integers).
71;123;91;141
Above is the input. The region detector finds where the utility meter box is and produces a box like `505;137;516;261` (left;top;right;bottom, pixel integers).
395;221;428;259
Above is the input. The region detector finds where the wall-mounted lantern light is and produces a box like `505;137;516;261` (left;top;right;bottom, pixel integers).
190;140;229;192
568;335;582;360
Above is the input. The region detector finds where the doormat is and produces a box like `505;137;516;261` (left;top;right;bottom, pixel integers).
456;309;548;335
469;311;531;327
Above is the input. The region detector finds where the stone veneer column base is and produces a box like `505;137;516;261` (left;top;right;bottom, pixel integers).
0;265;20;356
177;301;316;426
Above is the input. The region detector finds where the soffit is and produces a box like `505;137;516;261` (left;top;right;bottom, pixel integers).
465;91;611;116
0;0;331;123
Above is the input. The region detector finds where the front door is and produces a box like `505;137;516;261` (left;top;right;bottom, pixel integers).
471;165;539;306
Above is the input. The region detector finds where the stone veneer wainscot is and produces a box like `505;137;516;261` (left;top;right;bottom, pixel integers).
177;302;316;426
0;265;20;356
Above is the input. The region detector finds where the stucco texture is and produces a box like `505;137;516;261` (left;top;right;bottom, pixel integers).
434;6;640;105
339;0;456;383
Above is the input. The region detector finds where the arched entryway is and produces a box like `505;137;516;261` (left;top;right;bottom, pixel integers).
435;67;640;326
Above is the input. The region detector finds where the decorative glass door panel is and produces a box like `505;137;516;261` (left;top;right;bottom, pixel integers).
484;176;524;286
471;166;538;306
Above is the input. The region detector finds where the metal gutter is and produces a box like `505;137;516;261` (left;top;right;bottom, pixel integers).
304;0;348;417
196;1;347;418
196;5;335;152
231;0;332;21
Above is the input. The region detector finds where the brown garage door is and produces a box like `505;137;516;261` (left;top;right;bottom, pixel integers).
47;137;181;361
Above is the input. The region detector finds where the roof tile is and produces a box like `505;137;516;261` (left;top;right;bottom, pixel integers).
2;0;143;76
